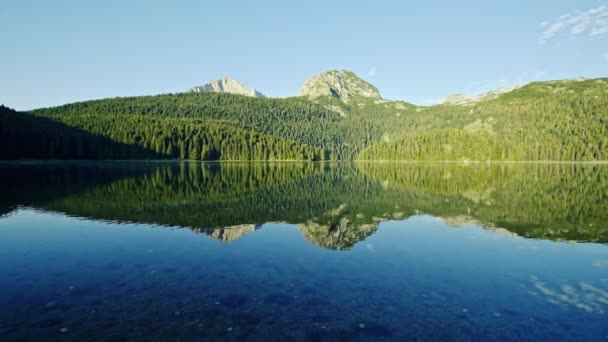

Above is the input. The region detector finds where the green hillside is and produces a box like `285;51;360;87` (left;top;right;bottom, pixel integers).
358;78;608;161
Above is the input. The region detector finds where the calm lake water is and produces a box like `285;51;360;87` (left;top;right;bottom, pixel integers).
0;162;607;341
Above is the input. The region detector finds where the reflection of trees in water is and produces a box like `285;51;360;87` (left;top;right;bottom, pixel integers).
529;276;608;314
0;162;150;214
1;162;607;249
358;163;608;243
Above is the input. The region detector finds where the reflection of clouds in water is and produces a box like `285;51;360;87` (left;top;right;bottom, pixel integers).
530;276;608;313
366;243;375;253
414;215;443;223
593;260;608;268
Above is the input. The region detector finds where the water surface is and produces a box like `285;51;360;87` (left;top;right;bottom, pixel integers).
0;162;607;341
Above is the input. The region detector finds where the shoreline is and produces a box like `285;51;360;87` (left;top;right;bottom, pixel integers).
1;159;608;165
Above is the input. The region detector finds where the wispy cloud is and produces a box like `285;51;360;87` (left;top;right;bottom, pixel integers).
539;5;608;43
368;66;377;77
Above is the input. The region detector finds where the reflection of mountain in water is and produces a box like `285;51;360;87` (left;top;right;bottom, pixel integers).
296;204;380;249
194;224;259;242
297;219;378;250
0;162;606;249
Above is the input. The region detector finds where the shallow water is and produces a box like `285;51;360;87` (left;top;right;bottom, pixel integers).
0;162;607;341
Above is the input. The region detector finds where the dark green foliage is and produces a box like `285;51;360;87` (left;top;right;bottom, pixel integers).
54;113;324;161
1;104;323;161
31;93;344;159
0;105;163;159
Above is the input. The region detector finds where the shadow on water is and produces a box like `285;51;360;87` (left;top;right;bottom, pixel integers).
1;161;607;247
0;162;154;216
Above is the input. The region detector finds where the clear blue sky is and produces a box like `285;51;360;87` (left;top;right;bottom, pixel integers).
1;0;607;110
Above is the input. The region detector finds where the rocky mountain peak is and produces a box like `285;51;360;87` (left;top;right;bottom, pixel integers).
298;70;381;101
190;77;265;98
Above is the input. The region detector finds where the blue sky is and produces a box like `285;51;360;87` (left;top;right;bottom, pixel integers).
1;0;607;110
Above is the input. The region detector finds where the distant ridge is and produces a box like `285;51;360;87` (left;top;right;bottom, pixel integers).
442;85;524;106
441;76;591;106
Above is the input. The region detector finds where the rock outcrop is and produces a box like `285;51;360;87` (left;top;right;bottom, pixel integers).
190;77;265;98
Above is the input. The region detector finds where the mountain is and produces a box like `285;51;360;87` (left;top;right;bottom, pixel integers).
298;70;381;101
2;71;607;162
190;77;265;98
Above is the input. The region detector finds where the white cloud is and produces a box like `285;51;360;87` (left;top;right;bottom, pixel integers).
368;66;377;77
539;5;608;43
591;26;608;35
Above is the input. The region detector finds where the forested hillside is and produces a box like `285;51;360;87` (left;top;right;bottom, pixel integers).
1;104;324;161
2;72;607;161
33;94;345;155
358;78;608;161
0;105;163;159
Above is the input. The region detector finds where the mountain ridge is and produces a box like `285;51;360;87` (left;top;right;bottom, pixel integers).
184;71;599;108
2;71;607;162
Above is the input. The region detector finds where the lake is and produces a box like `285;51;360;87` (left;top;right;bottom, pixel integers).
0;162;607;341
